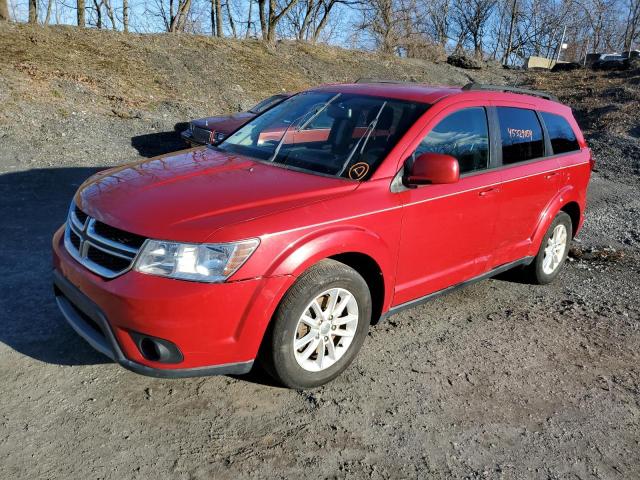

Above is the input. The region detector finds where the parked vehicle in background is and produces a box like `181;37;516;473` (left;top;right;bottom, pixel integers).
591;53;628;70
53;82;592;389
551;61;582;72
181;93;292;146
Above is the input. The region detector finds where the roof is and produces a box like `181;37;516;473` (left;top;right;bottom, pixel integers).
310;82;463;104
310;81;561;106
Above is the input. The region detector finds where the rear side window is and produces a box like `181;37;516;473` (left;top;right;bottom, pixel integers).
496;107;544;165
415;107;489;174
540;112;580;154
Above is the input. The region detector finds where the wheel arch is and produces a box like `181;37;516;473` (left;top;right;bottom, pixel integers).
329;252;386;325
530;185;582;254
560;201;581;238
264;226;395;324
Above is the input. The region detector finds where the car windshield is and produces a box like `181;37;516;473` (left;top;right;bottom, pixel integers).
248;94;288;114
217;91;429;180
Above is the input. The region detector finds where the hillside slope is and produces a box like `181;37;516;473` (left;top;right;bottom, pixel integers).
0;24;512;170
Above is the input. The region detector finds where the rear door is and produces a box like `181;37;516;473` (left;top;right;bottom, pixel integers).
489;105;561;267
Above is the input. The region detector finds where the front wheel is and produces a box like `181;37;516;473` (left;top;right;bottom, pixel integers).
526;211;572;284
260;259;371;389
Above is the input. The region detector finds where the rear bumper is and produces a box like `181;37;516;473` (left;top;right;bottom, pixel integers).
53;270;253;378
52;226;292;377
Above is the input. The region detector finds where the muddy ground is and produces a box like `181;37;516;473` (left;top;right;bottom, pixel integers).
1;25;639;480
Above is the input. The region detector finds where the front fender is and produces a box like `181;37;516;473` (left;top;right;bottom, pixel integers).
265;225;396;311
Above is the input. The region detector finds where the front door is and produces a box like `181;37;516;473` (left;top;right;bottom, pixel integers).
393;106;502;306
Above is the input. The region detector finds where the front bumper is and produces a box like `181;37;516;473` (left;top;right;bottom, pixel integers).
53;270;253;378
180;129;204;147
52;226;292;377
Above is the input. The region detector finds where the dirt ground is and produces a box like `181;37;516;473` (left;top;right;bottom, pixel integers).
1;25;639;480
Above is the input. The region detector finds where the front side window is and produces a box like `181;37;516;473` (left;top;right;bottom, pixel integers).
496;107;544;164
414;107;489;174
218;91;429;180
540;112;580;154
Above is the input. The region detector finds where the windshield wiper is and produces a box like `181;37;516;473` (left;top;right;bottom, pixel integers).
337;101;387;177
268;93;341;164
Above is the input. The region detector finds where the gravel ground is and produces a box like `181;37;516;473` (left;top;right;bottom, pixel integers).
1;25;640;480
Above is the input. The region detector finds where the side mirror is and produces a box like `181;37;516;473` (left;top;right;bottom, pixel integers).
405;153;460;186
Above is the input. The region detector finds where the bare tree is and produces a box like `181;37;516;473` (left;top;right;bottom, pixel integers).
211;0;223;35
226;1;238;37
77;0;86;26
426;0;451;46
451;0;497;57
0;0;10;22
623;0;640;49
29;0;38;23
502;0;517;63
257;0;301;43
123;0;129;31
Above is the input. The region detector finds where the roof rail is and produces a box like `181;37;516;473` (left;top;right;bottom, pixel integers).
354;78;415;84
462;83;559;102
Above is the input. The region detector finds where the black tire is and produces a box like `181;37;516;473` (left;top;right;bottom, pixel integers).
260;259;372;389
525;211;572;285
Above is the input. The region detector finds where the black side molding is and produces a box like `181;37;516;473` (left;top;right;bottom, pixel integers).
379;256;534;322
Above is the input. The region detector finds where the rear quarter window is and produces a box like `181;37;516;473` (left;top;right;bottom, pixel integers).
540;112;580;154
496;107;545;165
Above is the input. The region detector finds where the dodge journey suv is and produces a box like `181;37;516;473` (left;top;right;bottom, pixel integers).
53;82;592;388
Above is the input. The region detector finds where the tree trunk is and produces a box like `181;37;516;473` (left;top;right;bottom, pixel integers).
211;0;218;37
104;0;116;29
122;0;128;32
77;0;85;27
311;1;334;43
44;0;53;24
93;0;102;28
215;0;223;36
298;1;314;41
245;0;253;38
258;0;267;40
225;1;237;37
502;0;517;64
28;0;37;23
0;0;10;22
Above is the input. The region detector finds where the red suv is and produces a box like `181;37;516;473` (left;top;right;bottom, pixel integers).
53;82;592;388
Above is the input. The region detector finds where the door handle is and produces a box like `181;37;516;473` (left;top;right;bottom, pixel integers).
545;172;559;179
478;187;499;197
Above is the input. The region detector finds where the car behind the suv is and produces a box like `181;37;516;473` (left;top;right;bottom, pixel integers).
53;82;592;388
181;93;291;146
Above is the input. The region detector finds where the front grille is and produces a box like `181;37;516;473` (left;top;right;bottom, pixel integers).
64;203;146;279
86;245;132;272
69;229;81;250
93;221;146;249
191;125;213;144
74;205;88;225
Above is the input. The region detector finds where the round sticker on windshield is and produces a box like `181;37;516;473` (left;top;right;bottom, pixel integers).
348;162;370;180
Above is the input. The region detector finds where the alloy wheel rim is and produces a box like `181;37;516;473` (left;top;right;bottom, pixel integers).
542;224;568;275
293;288;359;372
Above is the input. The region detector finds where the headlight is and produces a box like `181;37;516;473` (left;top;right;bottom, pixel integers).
134;239;259;283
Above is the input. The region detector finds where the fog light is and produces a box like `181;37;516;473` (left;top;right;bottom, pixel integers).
130;332;183;364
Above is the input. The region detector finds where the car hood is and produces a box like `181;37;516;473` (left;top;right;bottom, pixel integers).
192;112;255;134
76;148;357;243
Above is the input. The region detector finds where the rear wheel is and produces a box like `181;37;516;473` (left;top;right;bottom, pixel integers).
526;211;572;284
260;260;371;389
